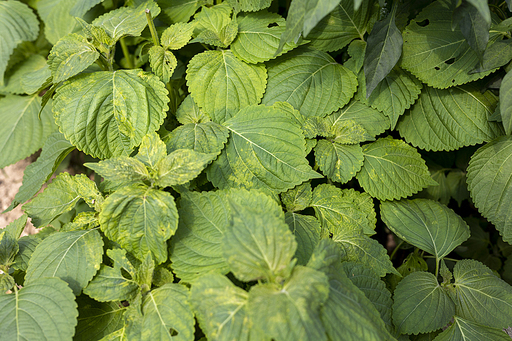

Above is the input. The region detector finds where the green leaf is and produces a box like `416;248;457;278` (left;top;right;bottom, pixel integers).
393;271;455;334
315;140;364;184
191;6;238;48
356;136;437;201
467;135;512;243
4;131;75;213
398;85;502;151
148;46;177;84
0;274;15;292
207;105;320;192
161;22;195;49
83;249;139;302
0;277;78;340
276;0;341;54
453;2;489;63
48;33;100;84
281;182;312;212
381;199;470;261
24;173;103;227
231;11;298;64
75;296;126;341
0;1;39;86
21;64;51;95
93;1;161;41
164;122;230;155
0;55;48;95
158;0;206;24
174;95;210;124
307;0;372;52
53;69;168;159
154;149;217;187
248;266;329;341
285;212;321;265
12;235;41;272
500;70;512;135
364;7;403;98
190;273;253;341
99;185;178;264
0;95;57;169
0;214;27;269
25;229;104;295
400;0;494;88
262;48;357;118
86;157;150;189
227;0;272;12
170;191;231;282
126;284;194;341
135;132;167;169
466;0;491;25
37;0;102;44
452;259;512;329
434;316;512;341
186;49;266;123
224;189;297;282
332;100;390;138
311;184;377;236
472;39;512;73
307;239;393;341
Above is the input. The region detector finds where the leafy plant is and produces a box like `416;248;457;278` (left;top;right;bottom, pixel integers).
1;0;512;340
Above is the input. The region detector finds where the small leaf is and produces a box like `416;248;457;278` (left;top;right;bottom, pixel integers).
380;199;470;260
48;33;99;83
186;49;266;123
315;140;364;184
0;277;78;340
135;132;167;169
332;100;390;138
453;2;489;63
149;46;177;83
86;157;150;189
262;48;357;118
12;235;41;272
356;136;437;201
500;70;512;135
25;229;104;295
93;0;161;41
393;271;455;334
224;189;297;282
434;316;512;341
467;135;512;243
161;22;195;49
191;4;234;48
281;182;312;212
174;95;210;125
159;0;206;24
0;274;15;292
99;184;178;264
452;259;512;329
75;296;126;341
164;122;230;155
248;266;329;341
472;39;512;73
1;55;48;95
0;1;39;86
285;212;321;265
227;0;272;12
154;149;217;187
0;214;27;269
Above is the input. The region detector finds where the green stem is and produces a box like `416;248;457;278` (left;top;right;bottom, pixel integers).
120;38;134;69
424;256;459;263
389;240;404;260
146;9;160;46
435;257;439;278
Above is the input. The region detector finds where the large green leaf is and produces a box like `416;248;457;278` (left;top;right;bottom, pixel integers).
231;11;298;64
356;137;437;201
307;239;393;341
25;229;104;295
53;69;168;159
433;316;512;341
0;1;39;86
262;48;357;118
500;70;512;135
0;277;77;341
451;259;512;329
170;191;231;282
93;1;161;41
307;0;372;52
207;105;320;192
99;184;178;264
314;140;364;184
400;0;494;88
285;213;321;265
466;0;491;25
75;296;126;341
331;100;390;137
48;33;100;84
223;189;296;282
126;284;194;341
38;0;102;44
311;184;376;236
190;273;253;341
393;271;455;334
397;85;502;151
186;50;266;123
0;95;56;168
467;136;512;243
24;173;103;227
380;199;470;261
248;266;329;341
164;122;230;155
5;132;74;212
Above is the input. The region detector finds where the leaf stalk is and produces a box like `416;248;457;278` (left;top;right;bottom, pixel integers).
146;9;160;46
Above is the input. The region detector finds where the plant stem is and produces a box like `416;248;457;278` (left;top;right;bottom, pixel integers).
146;9;160;46
424;256;459;263
390;240;404;260
120;38;134;69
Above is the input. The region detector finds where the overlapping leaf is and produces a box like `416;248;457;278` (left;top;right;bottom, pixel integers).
0;214;26;269
398;85;502;151
285;213;321;265
165;122;230;155
186;50;266;123
356;137;437;201
315;141;364;184
74;297;126;341
262;48;357;118
500;70;512;135
148;46;177;84
281;182;312;212
53;69;168;159
0;55;48;95
467;136;512;243
434;316;512;341
330;100;390;137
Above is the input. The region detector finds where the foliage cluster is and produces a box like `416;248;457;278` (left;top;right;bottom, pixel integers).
1;0;512;340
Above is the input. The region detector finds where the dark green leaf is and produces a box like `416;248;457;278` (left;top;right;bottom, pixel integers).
472;39;512;73
500;70;512;135
75;296;126;341
0;214;27;269
453;2;489;63
434;316;512;341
